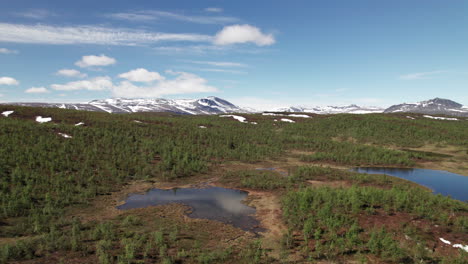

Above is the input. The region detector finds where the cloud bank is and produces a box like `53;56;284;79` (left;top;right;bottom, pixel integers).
0;48;18;54
205;8;223;13
106;10;238;24
57;69;87;78
51;76;113;91
0;77;19;85
25;87;49;93
0;23;275;47
75;55;116;68
14;9;56;20
399;71;444;80
0;23;212;46
186;60;247;67
49;69;216;98
118;68;164;82
214;24;275;46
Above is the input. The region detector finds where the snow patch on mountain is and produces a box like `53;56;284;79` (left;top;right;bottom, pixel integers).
384;98;468;117
5;96;248;115
276;104;383;114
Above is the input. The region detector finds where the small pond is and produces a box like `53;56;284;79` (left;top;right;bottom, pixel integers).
117;186;263;232
354;167;468;202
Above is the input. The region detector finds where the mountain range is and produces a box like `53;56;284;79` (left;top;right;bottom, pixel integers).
3;97;468;117
7;97;246;115
275;105;384;114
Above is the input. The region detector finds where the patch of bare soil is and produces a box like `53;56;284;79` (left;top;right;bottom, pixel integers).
307;180;349;188
358;210;468;257
243;189;287;258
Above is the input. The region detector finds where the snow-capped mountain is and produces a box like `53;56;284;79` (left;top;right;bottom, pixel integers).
6;97;467;117
276;104;384;114
7;96;249;115
384;98;468;117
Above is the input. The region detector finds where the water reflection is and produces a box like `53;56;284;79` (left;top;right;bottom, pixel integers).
117;187;264;232
354;167;468;202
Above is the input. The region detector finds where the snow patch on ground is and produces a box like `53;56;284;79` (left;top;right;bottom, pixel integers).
58;133;72;139
250;122;258;125
453;244;468;252
440;238;451;245
406;116;415;120
280;118;295;123
1;110;14;117
75;122;85;126
288;114;310;118
220;115;247;123
199;126;207;128
439;238;468;252
36;116;52;123
423;115;458;121
133;120;143;123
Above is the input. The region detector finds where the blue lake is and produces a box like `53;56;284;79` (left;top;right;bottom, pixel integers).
354;167;468;202
117;186;263;232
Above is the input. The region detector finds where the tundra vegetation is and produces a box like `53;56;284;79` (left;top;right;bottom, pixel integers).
0;105;467;263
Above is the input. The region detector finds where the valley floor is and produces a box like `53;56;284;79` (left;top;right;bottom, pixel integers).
0;106;467;263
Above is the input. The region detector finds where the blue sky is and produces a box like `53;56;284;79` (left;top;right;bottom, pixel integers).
0;0;467;109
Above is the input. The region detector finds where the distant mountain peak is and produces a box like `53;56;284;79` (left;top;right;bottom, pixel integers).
420;98;462;108
384;98;467;117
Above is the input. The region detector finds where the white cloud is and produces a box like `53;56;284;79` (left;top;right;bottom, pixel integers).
75;55;116;68
112;71;217;98
56;69;87;78
0;48;18;54
199;68;247;74
0;23;212;46
106;10;238;24
205;8;223;13
107;13;156;22
25;87;49;93
399;71;444;80
186;60;247;67
14;9;56;20
49;70;217;98
154;44;228;54
214;24;275;46
51;76;113;91
118;68;164;82
0;77;19;85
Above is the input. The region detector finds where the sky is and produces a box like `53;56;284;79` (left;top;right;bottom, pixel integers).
0;0;467;110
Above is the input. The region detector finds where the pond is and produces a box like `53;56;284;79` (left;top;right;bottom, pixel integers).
117;186;263;232
354;167;468;202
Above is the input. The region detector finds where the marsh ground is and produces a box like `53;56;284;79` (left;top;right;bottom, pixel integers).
0;106;467;263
